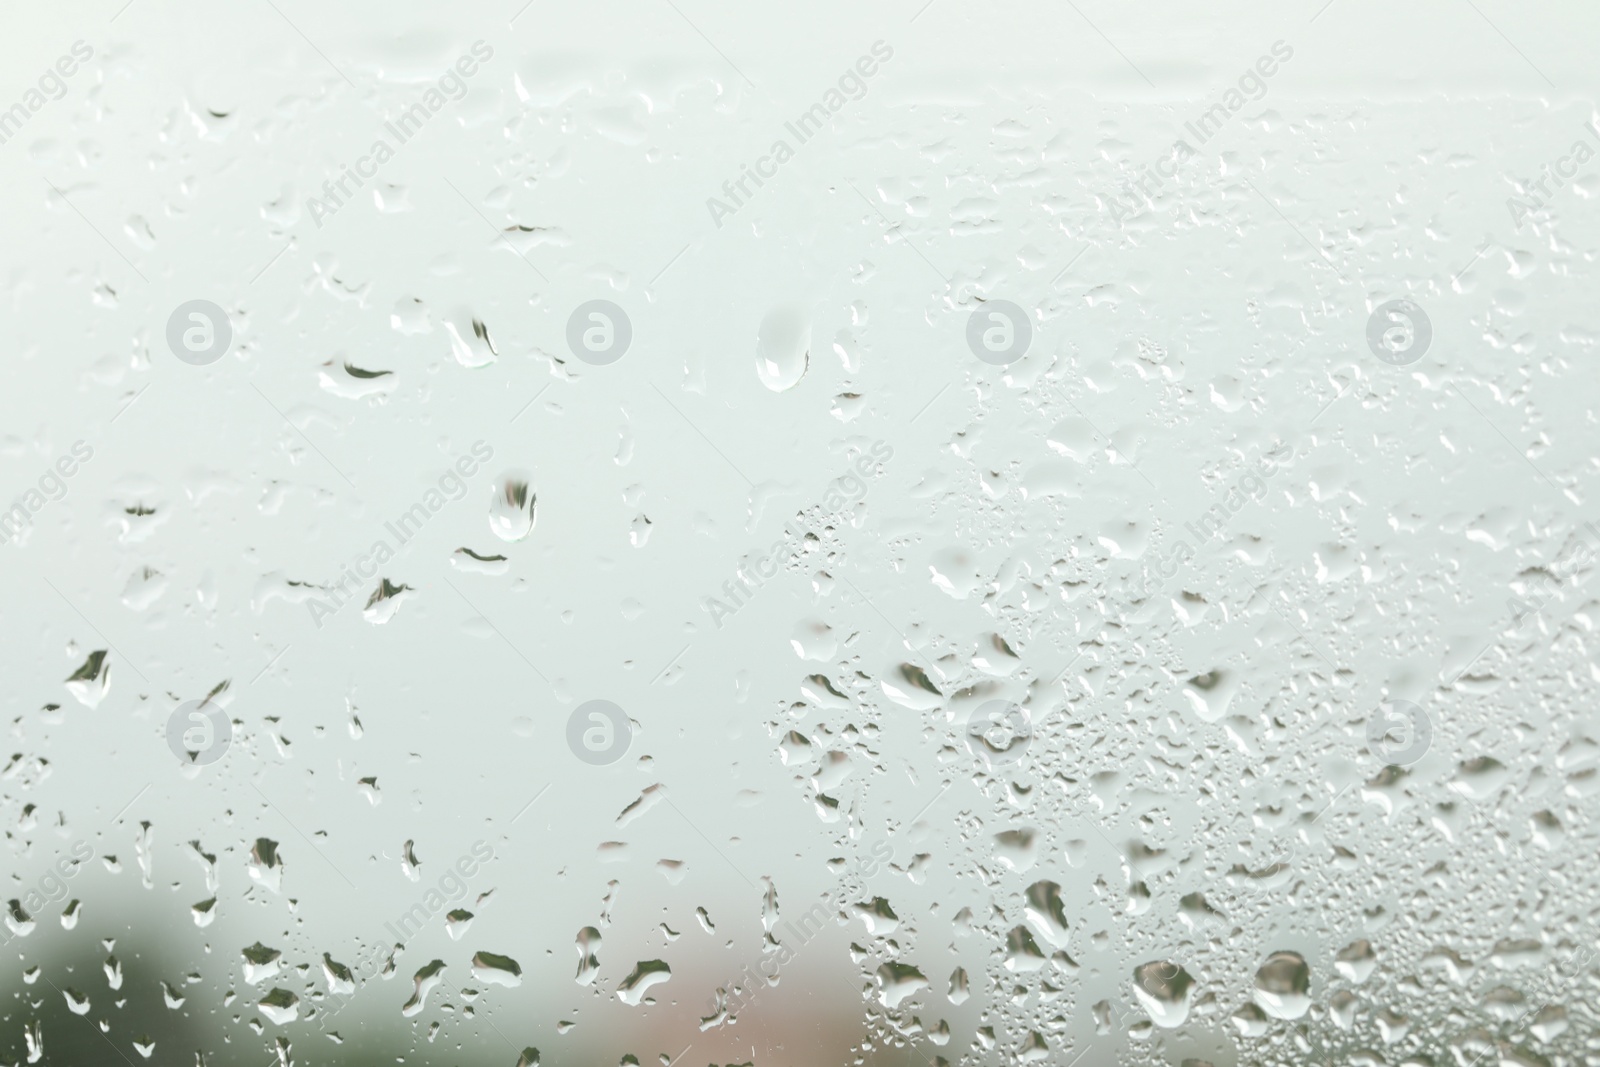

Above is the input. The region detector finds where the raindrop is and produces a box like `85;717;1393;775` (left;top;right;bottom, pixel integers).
444;310;498;368
362;579;414;624
1023;880;1069;949
1252;950;1311;1020
5;899;35;938
472;951;523;988
489;471;536;541
242;942;282;984
65;651;110;709
323;954;355;996
1131;961;1196;1028
246;839;282;893
400;960;446;1017
755;306;810;392
259;988;299;1025
1333;939;1377;984
575;927;601;985
616;960;671;1006
874;962;927;1008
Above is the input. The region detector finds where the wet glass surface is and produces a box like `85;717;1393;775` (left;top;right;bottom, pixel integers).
2;3;1599;1065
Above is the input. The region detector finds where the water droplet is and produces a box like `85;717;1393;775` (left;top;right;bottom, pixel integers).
5;899;35;938
246;840;282;894
1252;950;1311;1019
444;310;497;368
1333;939;1377;984
874;961;927;1008
489;471;536;541
755;306;809;392
400;960;446;1017
789;618;836;661
446;909;474;940
1132;961;1196;1028
452;547;509;574
854;896;899;936
616;959;671;1005
362;579;414;624
319;359;396;400
1023;880;1069;948
471;950;523;987
242;942;282;984
65;650;110;709
323;954;355;996
1003;927;1048;973
1450;756;1511;800
259;987;299;1025
575;927;601;985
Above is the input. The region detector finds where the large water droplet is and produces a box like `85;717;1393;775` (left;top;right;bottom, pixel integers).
246;839;282;894
362;579;413;624
489;471;536;541
259;987;299;1025
65;651;110;709
323;954;355;995
1334;939;1377;984
4;900;35;938
471;950;523;987
874;961;927;1008
1132;960;1196;1028
616;959;671;1005
400;959;446;1017
444;310;497;368
242;942;282;984
1023;880;1069;949
1253;950;1311;1019
755;306;809;392
789;618;836;661
574;927;601;985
